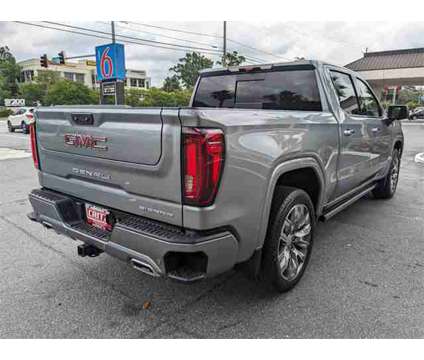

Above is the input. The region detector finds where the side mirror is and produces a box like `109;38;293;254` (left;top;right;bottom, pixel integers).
386;105;409;124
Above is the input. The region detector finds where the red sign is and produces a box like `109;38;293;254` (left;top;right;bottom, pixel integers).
85;204;112;231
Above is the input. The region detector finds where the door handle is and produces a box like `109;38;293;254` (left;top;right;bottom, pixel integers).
371;127;380;133
343;129;355;136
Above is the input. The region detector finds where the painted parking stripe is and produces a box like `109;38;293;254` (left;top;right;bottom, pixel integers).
0;148;31;160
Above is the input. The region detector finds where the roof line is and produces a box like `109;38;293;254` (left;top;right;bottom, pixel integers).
365;47;424;57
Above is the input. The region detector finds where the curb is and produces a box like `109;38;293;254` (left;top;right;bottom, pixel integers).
414;153;424;164
404;121;424;125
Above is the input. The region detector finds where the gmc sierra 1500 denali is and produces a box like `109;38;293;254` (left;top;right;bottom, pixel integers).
28;60;406;292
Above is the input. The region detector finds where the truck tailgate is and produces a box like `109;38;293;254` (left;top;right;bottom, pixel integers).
35;106;183;226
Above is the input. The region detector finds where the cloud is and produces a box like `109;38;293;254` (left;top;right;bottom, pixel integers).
2;21;424;86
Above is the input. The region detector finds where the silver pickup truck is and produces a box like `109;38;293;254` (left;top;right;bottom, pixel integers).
28;60;406;292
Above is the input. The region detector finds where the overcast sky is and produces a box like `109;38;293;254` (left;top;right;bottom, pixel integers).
1;21;424;86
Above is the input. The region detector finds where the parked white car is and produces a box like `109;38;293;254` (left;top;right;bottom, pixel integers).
7;107;34;134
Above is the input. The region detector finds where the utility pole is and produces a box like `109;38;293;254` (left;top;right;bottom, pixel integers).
223;21;227;66
111;21;116;43
106;21;124;106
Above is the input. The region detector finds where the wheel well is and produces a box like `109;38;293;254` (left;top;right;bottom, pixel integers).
273;167;321;211
394;140;403;156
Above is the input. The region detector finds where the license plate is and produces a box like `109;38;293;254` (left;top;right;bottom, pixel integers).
85;204;113;231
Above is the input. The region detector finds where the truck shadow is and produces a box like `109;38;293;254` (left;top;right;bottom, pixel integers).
58;190;415;338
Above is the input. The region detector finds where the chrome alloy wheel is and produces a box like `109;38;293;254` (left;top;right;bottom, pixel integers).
278;204;311;281
390;153;400;193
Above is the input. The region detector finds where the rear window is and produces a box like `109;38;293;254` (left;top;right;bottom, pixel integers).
193;69;322;111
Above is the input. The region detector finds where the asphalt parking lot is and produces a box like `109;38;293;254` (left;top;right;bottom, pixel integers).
0;120;423;338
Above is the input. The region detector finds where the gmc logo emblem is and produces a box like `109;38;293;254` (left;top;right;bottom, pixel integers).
64;134;108;151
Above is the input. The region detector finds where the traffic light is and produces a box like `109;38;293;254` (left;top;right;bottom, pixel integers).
40;54;48;68
58;51;65;65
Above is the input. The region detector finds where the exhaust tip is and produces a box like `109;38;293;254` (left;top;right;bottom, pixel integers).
131;258;160;277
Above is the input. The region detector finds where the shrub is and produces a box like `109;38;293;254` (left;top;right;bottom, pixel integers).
125;88;192;107
44;80;99;106
0;107;12;117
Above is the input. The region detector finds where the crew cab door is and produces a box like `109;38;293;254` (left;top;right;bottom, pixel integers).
328;69;375;198
352;77;391;178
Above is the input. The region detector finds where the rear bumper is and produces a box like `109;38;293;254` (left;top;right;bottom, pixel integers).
28;188;238;282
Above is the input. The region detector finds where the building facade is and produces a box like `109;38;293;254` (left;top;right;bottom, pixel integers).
345;47;424;102
18;58;151;90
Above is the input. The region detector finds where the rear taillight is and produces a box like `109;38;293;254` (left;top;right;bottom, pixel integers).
29;122;40;169
182;127;225;206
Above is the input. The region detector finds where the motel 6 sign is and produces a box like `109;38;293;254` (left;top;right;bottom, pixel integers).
95;43;126;81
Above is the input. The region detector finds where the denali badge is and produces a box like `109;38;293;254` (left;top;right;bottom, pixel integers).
72;167;111;180
64;133;108;150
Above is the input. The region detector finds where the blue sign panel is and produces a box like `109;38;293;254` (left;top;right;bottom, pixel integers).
95;43;126;81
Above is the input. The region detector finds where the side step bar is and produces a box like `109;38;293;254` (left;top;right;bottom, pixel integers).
321;185;376;221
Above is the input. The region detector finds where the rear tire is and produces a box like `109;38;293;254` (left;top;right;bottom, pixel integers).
372;148;401;199
7;121;14;133
21;121;29;134
262;186;315;293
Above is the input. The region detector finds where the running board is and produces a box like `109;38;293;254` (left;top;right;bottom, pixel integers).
321;185;376;221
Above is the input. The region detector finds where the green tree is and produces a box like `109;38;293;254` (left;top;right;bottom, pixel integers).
125;88;144;107
18;70;62;106
0;76;11;105
217;51;246;67
35;70;61;88
0;46;14;61
397;87;424;106
162;75;181;92
44;80;98;105
19;82;45;106
125;88;192;107
170;52;213;88
0;46;21;98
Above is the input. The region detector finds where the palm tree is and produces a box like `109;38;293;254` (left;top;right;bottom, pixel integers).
0;46;13;61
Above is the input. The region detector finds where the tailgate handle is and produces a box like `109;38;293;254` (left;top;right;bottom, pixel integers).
71;113;94;126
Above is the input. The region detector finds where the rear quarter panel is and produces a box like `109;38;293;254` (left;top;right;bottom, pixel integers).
179;108;339;262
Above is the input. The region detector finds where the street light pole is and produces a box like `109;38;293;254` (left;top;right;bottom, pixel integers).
223;21;227;66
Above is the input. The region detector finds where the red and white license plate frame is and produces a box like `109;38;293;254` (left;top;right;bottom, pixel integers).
85;204;113;231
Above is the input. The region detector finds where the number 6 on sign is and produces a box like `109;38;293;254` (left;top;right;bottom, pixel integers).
100;47;113;79
95;43;126;82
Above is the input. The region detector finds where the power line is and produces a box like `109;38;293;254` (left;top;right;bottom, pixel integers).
43;21;223;54
127;21;221;39
14;22;222;57
118;21;267;63
227;38;290;61
127;21;289;61
115;21;220;49
112;21;269;64
14;22;268;66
